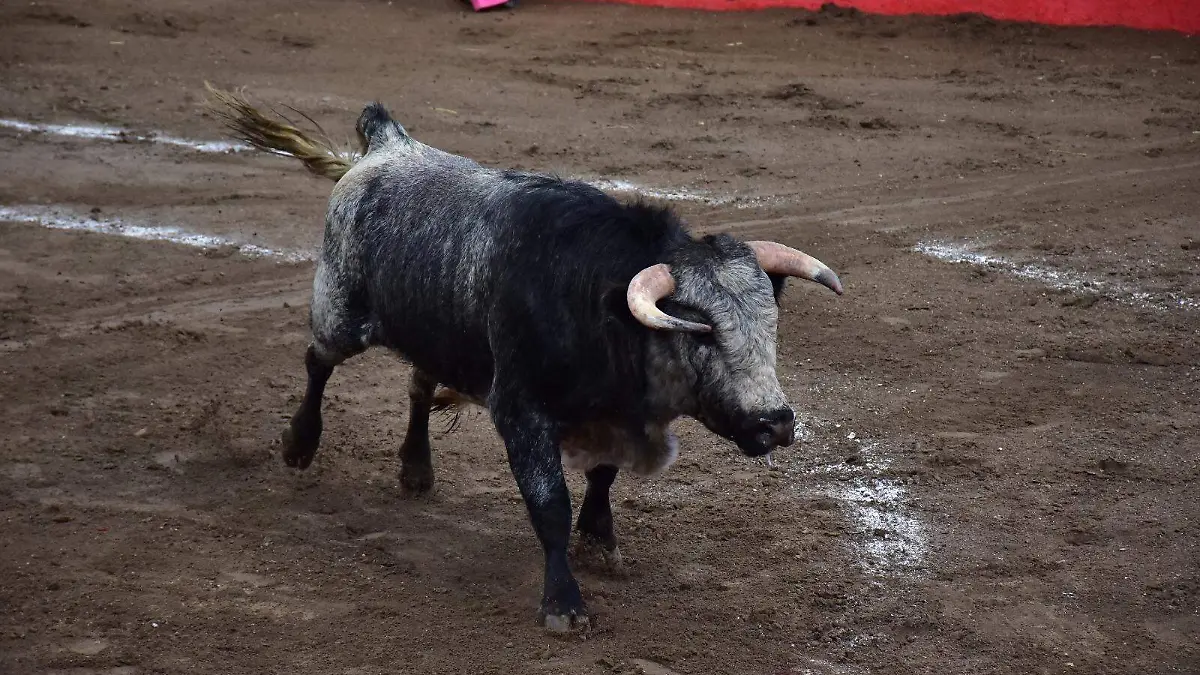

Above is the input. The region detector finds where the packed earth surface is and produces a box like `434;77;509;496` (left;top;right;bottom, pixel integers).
1;1;1197;674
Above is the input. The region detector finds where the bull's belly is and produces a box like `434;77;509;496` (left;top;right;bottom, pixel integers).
432;387;679;477
376;320;493;400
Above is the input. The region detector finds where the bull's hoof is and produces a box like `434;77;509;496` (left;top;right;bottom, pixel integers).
540;609;590;634
281;426;318;470
571;536;625;576
538;583;590;634
400;462;435;495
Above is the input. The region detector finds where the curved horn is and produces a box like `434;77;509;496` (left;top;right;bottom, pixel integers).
626;264;712;333
747;241;844;295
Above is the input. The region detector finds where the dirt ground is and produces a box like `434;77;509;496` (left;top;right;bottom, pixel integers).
1;1;1197;674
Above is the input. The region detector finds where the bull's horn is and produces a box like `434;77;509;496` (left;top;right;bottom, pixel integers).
626;264;712;333
747;241;844;295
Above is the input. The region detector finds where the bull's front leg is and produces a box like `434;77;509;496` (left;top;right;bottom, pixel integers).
490;401;588;633
574;465;623;571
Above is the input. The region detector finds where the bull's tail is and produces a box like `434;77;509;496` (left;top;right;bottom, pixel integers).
429;387;485;435
430;387;484;414
204;82;362;182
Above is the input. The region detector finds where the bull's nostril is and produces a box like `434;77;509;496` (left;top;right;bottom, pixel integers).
746;409;796;443
757;408;796;446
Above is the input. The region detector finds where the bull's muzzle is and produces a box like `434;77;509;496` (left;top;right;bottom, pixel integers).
740;407;796;456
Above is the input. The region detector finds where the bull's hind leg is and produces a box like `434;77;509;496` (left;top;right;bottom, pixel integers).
573;465;623;571
398;369;437;494
281;343;357;468
281;263;369;469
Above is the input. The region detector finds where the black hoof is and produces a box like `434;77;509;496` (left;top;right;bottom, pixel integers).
281;425;318;470
539;607;590;634
400;462;435;494
571;535;625;576
538;578;589;634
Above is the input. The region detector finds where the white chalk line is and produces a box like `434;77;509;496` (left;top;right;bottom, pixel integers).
916;240;1199;312
0;205;313;262
633;410;927;581
0;116;785;208
0;118;250;154
789;414;927;579
579;178;790;210
587;177;739;206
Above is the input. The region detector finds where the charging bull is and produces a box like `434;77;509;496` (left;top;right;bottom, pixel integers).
206;84;843;632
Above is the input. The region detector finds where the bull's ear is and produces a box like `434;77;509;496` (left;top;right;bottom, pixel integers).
768;273;788;303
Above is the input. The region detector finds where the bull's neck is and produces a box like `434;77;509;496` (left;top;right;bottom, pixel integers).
643;337;698;422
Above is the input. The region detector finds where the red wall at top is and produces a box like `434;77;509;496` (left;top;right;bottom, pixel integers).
575;0;1200;33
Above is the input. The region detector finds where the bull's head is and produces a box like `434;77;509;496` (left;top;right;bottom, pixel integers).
627;235;843;457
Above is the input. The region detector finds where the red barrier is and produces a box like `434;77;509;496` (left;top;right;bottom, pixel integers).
574;0;1200;34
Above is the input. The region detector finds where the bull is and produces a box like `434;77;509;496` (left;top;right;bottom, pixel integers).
206;84;843;632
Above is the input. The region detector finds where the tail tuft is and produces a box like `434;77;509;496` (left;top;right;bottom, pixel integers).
204;81;360;182
430;387;481;435
429;388;475;414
